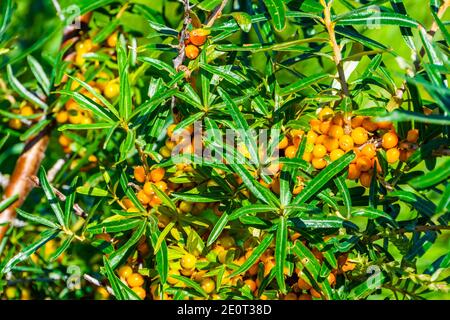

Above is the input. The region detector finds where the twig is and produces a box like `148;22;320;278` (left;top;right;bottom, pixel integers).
206;0;229;27
29;176;87;219
83;274;115;296
368;225;450;242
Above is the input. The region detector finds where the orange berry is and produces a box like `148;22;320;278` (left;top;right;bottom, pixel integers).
137;190;151;205
316;134;326;145
293;185;303;194
372;157;383;173
356;156;372;172
312;144;327;158
328;273;336;286
323;136;339;152
302;152;312;162
189;29;208;46
104;81;120;99
347;164;361;180
20;105;34;116
298;294;312;300
351;127;368;145
306;131;318;144
284;293;297;300
318;107;334;121
319;121;331;135
278;136;289;149
386;147;400;164
312;157;327;170
310;288;321;298
382;132;398;149
244;279;257;292
285;145;298;159
330;149;345;161
150;167;165;182
297;274;312;290
361;144;377;158
359;172;373;188
185;44;200;60
351;116;364;128
328;125;344;139
200;278;215;294
167;269;180;285
134;166;146;183
406;129;419;143
56;111;69;123
375;121;392;129
107;32;118;48
132;287;146;299
181;254;197;270
339;135;354;151
143;182;155;196
118;265;133;279
310;119;321;133
362;118;378;132
126;273;144;287
332;113;345;126
58;135;72;147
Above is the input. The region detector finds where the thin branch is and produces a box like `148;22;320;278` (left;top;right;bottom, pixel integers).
83;274;115;296
206;0;229;27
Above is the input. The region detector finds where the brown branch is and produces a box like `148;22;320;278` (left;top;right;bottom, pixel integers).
206;0;229;27
368;225;450;242
0;14;91;242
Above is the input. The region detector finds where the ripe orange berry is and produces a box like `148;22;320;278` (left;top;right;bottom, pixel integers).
406;129;419;143
372;157;383;173
137;190;151;205
347;164;361;180
318;107;334;121
118;265;133;279
359;172;373;188
244;279;257;292
351;127;368;145
375;121;392;129
312;144;327;158
386;147;400;164
319;121;331;135
302;152;312;162
150;167;165;182
310;119;321;133
107;32;118;48
167;269;180;285
20;105;34;116
201;278;215;294
284;293;297;300
126;273;144;287
285;145;297;159
297;274;312;290
330;149;345;161
185;44;200;60
356;156;372;172
293;184;304;194
382;132;398;149
316;134;326;145
351;116;364;128
278;136;289;149
134;166;146;183
310;288;321;298
312;157;327;170
328;273;336;286
332;113;345;126
58;135;72;147
298;294;312;300
181;254;197;270
362;118;378;132
328;125;344;139
56;111;69;123
361;144;377;158
189;29;208;46
323;137;339;152
143;182;155;196
339;135;354;151
103;81;120;99
132;287;146;299
306;131;318;144
154;180;168;192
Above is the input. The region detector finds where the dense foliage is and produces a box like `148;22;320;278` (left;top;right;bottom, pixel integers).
0;0;449;300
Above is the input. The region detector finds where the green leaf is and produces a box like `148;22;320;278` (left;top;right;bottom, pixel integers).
229;233;274;277
229;204;277;221
262;0;287;32
170;275;208;298
117;36;132;120
87;218;142;234
0;194;18;212
20;119;51;141
336;11;420;28
76;186;109;197
109;221;146;268
207;212;229;246
291;152;355;207
275;217;287;293
408;159;450;189
335;173;351;218
153;220;176;253
150;229;169;284
16;208;59;229
198;0;222;11
27;55;50;95
64;177;78;228
58;123;114;131
7;65;48;110
103;256;141;300
49;235;74;262
352;207;396;224
119;130;135;163
231;12;252;33
279;73;328;96
290;217;357;230
119;170;146;212
151;184;177;212
39;167;65;228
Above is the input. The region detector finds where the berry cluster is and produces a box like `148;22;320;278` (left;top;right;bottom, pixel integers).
184;29;210;60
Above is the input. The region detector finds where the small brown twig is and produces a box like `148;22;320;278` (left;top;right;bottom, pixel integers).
83;274;115;296
206;0;229;27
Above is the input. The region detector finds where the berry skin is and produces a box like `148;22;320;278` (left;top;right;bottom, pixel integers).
137;190;151;205
107;32;118;47
285;145;297;159
351;127;368;145
167;269;180;285
181;254;197;270
330;149;345;161
323;137;339;152
386;147;400;164
312;157;327;169
306;131;318;144
185;44;200;60
159;146;172;158
318;107;334;121
189;29;208;46
9;118;22;130
56;111;69;123
201;278;215;294
284;293;297;300
347;164;361;180
310;119;321;133
382;132;398;149
407;129;419;143
154;180;168;192
104;81;120;99
361;144;377;158
150;168;165;182
310;288;321;298
328;273;336;286
118;265;133;279
339;135;354;151
126;273;144;287
312;144;327;158
20;105;34;116
298;294;312;300
244;279;257;292
278;136;289;149
58;135;72;147
359;172;373;188
356;156;372;172
332;113;344;126
132;287;146;300
134;166;146;183
297;273;312;290
375;121;392;129
362;118;378;132
351;116;364;128
328;125;344;139
319;121;331;135
143;182;155;197
302;152;312;162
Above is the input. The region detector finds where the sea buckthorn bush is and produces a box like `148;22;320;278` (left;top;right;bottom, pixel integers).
0;0;449;301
